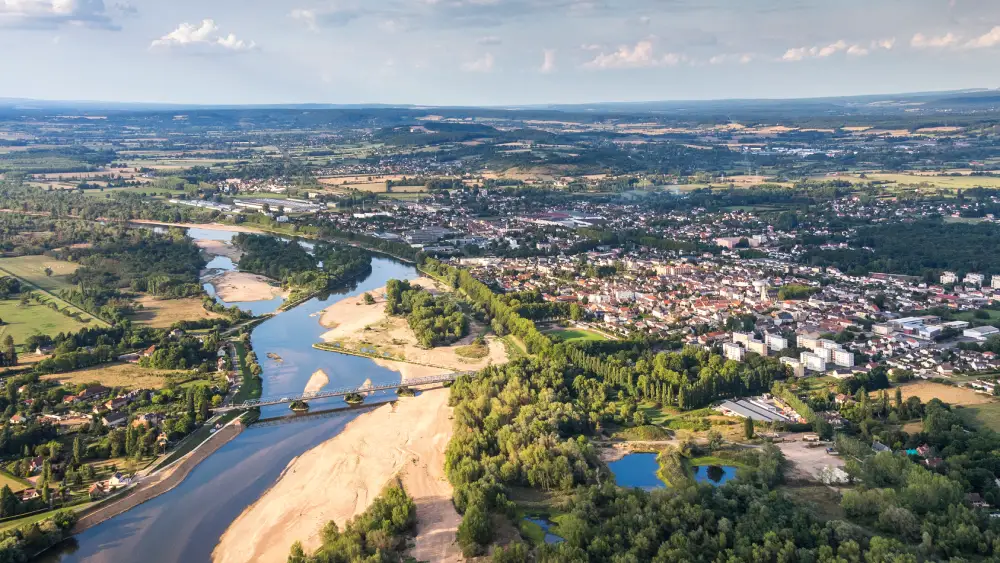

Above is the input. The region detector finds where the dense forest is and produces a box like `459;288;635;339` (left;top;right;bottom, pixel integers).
62;229;205;322
802;220;1000;278
385;279;468;347
232;234;372;299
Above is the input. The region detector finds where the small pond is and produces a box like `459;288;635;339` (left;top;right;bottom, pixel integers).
608;454;739;489
607;453;666;490
523;516;564;545
693;465;738;486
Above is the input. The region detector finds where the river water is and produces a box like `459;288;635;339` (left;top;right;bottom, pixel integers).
37;228;419;562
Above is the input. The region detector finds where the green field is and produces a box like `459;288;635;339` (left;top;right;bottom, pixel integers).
545;328;608;343
0;469;30;493
0;256;108;327
956;403;1000;432
0;255;80;293
0;299;91;347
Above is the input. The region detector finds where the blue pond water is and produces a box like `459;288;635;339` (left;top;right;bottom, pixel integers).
694;465;738;486
609;453;738;489
523;516;565;544
608;453;666;489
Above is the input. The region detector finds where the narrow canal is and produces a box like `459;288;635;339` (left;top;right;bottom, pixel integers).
37;228;419;562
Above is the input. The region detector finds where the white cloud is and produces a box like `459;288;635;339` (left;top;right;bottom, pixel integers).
539;49;555;73
477;35;501;45
585;40;684;69
782;38;889;62
708;53;754;65
151;19;255;51
462;52;494;72
965;26;1000;49
0;0;115;28
911;32;960;48
289;8;317;31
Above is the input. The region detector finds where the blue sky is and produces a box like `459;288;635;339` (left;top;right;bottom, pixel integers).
0;0;999;105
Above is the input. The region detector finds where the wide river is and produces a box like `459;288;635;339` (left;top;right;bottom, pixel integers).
38;227;419;562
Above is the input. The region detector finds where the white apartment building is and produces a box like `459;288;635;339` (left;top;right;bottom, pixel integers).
833;349;855;368
800;351;827;372
723;342;746;362
765;334;788;352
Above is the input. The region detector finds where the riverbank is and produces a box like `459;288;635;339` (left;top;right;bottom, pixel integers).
132;220;263;234
195;238;242;261
318;280;507;374
213;387;460;563
73;417;245;534
207;271;288;303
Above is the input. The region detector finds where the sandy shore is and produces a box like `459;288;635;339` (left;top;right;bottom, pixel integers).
212;388;461;563
195;239;242;261
319;279;506;373
209;271;288;303
132;220;264;234
304;369;329;394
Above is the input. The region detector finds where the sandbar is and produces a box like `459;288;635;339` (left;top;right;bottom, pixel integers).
318;279;507;373
209;271;288;303
195;239;242;261
212;387;461;563
304;369;329;395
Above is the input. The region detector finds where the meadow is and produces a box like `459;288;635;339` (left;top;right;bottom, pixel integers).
0;255;80;292
544;327;608;343
130;296;221;329
0;299;90;348
40;362;190;390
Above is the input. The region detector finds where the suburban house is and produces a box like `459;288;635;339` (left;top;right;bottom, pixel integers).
109;472;132;488
101;412;127;429
29;456;45;473
79;386;111;401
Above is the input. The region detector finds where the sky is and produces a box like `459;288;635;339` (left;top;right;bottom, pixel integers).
0;0;999;106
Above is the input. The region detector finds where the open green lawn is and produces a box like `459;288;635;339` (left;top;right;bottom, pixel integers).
545;328;608;343
0;298;90;347
952;309;1000;322
955;402;1000;432
0;255;80;293
0;469;30;493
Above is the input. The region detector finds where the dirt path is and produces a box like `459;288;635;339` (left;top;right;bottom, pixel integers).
73;419;244;533
212;388;460;563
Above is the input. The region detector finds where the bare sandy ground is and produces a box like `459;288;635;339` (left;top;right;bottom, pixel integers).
131;220;263;234
319;280;506;373
195;238;242;261
212;388;461;563
304;369;329;394
208;271;288;303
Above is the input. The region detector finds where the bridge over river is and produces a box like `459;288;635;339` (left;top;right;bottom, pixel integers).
212;372;469;413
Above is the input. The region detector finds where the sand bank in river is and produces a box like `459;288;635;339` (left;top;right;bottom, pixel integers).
132;220;263;234
209;271;288;303
195;239;242;261
303;369;329;394
212;387;462;563
318;279;507;373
